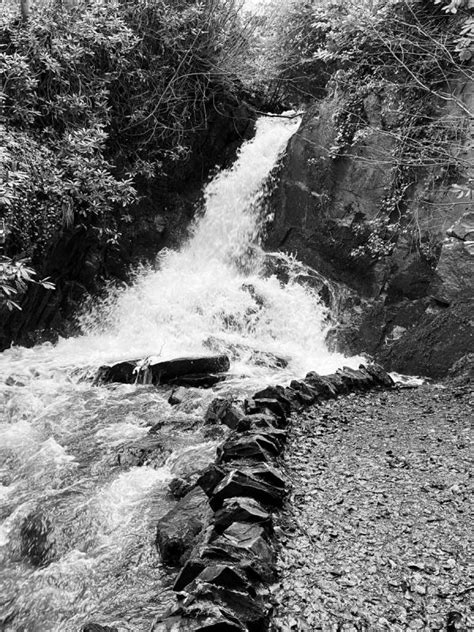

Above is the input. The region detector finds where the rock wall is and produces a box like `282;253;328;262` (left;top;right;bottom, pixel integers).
266;80;473;377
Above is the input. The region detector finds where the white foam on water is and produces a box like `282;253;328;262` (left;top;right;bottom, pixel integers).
0;113;362;630
95;465;171;536
0;114;357;383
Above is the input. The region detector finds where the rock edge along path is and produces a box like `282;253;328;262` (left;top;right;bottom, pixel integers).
149;364;396;632
271;381;473;631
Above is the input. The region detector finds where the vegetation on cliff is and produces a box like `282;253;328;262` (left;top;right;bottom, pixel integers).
0;0;472;347
269;0;472;264
0;0;258;313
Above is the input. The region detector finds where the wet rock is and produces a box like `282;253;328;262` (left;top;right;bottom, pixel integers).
289;380;318;405
169;444;218;481
305;372;339;398
197;464;227;497
97;355;230;386
235;414;286;435
115;436;167;468
363;363;395;387
94;360;138;384
20;511;55;568
169;477;196;499
179;586;270;632
169;387;187;406
156;487;213;566
217;433;281;463
237;424;287;451
82;625;118;632
252;386;293;414
179;535;276;587
324;372;348;394
5;375;26;387
184;564;251;594
336;366;373;390
210;467;286;510
153;605;246;631
245;398;287;426
213;497;272;534
205;398;244;430
168;374;226;388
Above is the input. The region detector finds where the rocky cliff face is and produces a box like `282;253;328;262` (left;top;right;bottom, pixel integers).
266;80;473;377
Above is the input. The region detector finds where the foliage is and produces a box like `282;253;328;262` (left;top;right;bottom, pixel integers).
268;0;472;264
0;0;253;309
0;255;54;311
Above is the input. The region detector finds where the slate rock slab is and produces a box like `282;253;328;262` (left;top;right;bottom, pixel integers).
213;497;272;534
210;468;286;510
156;487;213;566
97;355;230;385
205;398;244;429
217;433;281;463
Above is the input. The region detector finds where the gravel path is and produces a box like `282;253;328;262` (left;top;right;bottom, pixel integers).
271;381;473;631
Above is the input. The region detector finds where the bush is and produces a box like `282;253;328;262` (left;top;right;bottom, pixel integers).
0;0;254;310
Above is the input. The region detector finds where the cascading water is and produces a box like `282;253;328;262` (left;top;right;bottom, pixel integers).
0;115;359;630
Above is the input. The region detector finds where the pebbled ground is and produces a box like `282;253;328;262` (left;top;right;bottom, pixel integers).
271;381;473;631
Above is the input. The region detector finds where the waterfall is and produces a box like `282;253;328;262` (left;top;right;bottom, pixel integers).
0;115;358;631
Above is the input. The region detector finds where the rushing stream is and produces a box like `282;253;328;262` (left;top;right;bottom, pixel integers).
0;115;359;630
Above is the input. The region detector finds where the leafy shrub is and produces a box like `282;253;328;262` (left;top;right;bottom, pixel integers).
0;0;254;313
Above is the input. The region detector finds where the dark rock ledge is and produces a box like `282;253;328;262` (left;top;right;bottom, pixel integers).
150;363;395;632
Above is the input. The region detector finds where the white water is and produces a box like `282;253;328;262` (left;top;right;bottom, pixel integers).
0;115;359;630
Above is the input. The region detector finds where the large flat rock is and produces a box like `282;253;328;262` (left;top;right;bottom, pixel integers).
96;355;230;385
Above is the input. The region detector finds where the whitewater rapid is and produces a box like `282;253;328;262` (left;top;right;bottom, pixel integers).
0;115;354;384
0;114;360;631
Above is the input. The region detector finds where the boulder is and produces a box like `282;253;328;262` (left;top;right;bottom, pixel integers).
235;414;286;435
205;398;244;430
324;372;348;394
251;386;293;413
363;363;395;387
169;444;218;480
304;372;339;398
244;398;288;426
336;366;373;390
217;434;281;463
289;380;317;405
197;464;227;497
169;477;196;500
115;436;168;468
183;564;251;594
152;607;245;632
178;585;270;632
156;487;213;566
94;360;138;384
213;497;272;534
177;534;276;587
210;467;286;510
97;355;230;386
